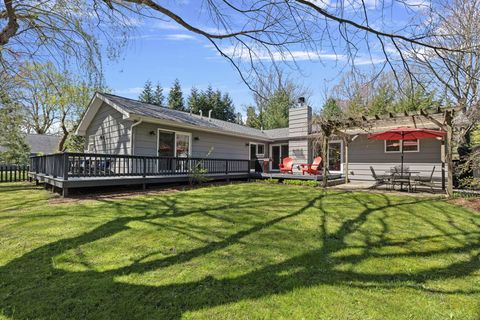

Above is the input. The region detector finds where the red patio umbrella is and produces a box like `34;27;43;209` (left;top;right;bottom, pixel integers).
368;127;446;176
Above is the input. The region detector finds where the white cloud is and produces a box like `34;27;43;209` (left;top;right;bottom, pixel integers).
164;33;196;41
217;45;385;65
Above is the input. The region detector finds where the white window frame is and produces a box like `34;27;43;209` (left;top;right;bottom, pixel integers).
327;140;344;174
269;143;289;171
249;142;266;157
157;128;192;157
257;143;265;156
384;139;420;153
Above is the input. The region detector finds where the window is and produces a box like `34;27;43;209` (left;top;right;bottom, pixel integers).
403;140;419;152
385;140;419;153
175;133;190;157
88;143;95;152
385;140;401;152
257;144;265;155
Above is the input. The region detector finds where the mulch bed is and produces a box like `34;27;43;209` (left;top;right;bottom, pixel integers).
449;197;480;212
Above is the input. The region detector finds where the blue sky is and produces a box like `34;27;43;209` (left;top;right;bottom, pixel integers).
103;0;427;115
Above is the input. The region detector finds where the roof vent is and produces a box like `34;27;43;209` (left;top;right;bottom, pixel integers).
199;110;203;118
208;109;213;120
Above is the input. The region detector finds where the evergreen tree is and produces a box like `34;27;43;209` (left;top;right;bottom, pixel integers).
138;80;154;104
152;83;165;106
187;87;202;112
262;88;292;129
322;97;343;120
0;91;30;164
168;79;185;111
394;85;437;112
367;83;395;116
246;106;261;128
218;93;236;122
187;86;237;122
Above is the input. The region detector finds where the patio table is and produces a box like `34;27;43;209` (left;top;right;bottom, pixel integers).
392;171;420;192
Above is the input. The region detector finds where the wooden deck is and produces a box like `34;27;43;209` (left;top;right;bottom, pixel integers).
29;153;346;196
30;153;251;196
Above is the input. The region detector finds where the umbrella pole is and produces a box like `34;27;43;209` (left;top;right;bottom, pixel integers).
401;139;404;176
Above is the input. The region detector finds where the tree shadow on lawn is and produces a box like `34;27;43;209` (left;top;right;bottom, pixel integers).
1;190;480;319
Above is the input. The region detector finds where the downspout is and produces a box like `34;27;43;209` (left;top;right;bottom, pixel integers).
130;120;143;155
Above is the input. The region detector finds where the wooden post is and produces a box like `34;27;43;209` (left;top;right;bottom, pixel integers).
445;111;454;197
63;153;69;181
344;137;349;184
142;157;146;190
441;138;446;191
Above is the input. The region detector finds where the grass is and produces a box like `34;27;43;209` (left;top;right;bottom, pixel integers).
0;182;479;320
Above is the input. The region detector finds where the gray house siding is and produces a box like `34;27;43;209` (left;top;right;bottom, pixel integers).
133;122;268;160
346;134;445;181
84;103;132;154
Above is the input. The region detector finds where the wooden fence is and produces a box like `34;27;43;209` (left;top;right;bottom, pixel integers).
0;164;30;183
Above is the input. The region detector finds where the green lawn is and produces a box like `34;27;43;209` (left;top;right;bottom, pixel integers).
0;182;479;320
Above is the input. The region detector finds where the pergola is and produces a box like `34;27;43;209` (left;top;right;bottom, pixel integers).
310;107;460;196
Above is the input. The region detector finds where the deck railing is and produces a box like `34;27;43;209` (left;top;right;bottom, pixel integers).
30;152;250;180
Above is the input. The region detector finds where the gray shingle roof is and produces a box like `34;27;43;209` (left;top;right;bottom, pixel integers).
263;128;289;140
26;134;61;154
1;134;61;155
101;93;289;141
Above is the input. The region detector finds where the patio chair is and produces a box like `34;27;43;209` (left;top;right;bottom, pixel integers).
279;157;294;174
370;166;392;190
413;166;436;192
300;156;322;175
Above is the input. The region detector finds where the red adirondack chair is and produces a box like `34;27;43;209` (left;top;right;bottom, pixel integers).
279;157;294;174
300;156;322;175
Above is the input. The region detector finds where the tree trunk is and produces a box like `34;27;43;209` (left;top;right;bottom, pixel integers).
322;135;329;188
57;111;68;152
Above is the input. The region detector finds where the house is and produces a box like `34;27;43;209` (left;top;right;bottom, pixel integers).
26;134;61;156
0;133;60;157
76;92;447;182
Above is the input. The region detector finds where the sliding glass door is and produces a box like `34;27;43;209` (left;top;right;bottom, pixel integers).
328;142;342;172
158;131;175;157
158;130;191;172
271;144;289;170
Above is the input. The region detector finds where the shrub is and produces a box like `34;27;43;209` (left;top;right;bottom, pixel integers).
283;179;319;187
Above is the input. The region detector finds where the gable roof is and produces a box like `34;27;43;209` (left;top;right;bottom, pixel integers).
77;92;287;141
